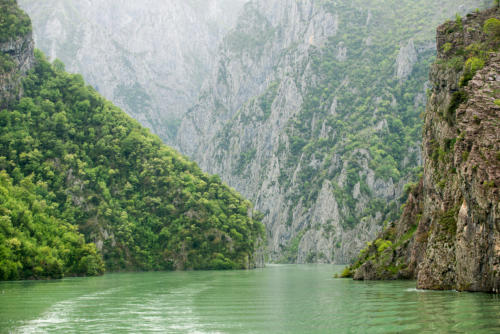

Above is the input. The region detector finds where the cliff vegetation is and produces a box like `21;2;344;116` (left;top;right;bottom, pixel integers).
343;6;500;293
0;0;31;43
178;0;489;264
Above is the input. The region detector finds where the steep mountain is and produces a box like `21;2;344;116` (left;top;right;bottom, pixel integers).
1;0;103;280
0;0;265;280
18;0;247;142
177;0;489;263
343;7;499;293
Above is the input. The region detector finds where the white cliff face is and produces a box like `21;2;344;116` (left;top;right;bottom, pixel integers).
177;0;486;263
396;39;418;80
18;0;246;143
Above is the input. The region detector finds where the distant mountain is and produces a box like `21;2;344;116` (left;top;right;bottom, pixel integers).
18;0;247;143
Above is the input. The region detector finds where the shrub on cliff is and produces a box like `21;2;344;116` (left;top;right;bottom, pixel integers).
0;0;32;42
484;17;500;40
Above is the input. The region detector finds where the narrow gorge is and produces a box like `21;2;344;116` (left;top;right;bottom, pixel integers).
20;0;492;264
11;0;499;269
1;1;500;332
177;0;490;263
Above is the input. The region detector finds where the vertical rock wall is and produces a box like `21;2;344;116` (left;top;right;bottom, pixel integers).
177;0;487;264
349;8;500;293
0;31;34;107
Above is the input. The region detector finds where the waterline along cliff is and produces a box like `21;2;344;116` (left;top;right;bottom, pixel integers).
1;0;498;290
343;7;500;293
0;0;265;280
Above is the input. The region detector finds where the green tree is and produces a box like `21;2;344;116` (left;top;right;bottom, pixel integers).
484;18;500;39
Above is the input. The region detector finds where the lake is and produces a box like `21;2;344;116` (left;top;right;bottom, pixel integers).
1;264;499;333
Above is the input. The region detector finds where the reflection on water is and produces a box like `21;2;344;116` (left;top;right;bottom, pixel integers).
0;265;499;333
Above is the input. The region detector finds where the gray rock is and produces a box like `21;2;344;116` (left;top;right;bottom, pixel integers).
396;39;417;80
0;32;35;106
19;0;246;143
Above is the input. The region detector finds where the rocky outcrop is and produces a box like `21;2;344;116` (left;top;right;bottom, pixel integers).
0;33;34;73
177;0;486;264
0;31;34;107
348;8;500;293
396;39;417;80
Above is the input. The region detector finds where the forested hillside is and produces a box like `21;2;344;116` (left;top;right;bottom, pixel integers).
0;170;104;280
178;0;490;263
0;0;265;280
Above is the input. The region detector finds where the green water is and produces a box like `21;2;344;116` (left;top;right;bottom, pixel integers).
0;265;499;333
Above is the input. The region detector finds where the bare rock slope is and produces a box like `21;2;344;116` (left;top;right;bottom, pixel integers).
18;0;246;142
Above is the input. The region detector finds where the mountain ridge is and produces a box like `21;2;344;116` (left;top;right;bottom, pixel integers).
0;0;265;280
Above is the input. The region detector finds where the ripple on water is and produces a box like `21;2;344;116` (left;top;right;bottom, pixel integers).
0;266;499;333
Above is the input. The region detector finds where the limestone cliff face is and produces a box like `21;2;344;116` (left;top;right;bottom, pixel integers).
0;30;34;107
177;0;486;264
179;0;386;264
349;8;500;293
18;0;246;142
20;0;489;264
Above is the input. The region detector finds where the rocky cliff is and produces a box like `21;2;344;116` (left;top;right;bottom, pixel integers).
0;0;34;107
345;7;500;293
18;0;246;142
177;0;487;263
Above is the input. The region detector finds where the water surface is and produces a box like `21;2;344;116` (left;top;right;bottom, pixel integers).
1;264;499;333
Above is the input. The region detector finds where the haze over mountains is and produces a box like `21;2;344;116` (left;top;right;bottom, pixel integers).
0;0;265;280
19;0;491;264
19;0;247;142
